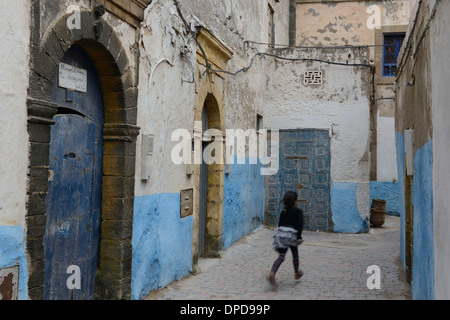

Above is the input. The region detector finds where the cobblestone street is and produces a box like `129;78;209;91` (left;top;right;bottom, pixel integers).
146;215;410;300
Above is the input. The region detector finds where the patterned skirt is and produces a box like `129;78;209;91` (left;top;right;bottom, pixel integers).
272;226;298;251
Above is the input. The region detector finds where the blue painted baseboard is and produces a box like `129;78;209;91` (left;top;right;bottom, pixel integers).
223;158;265;249
411;139;434;300
131;193;193;300
331;182;370;234
0;225;28;300
370;181;401;216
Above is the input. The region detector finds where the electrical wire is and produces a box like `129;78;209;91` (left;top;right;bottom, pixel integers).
173;0;211;73
396;0;424;79
397;0;441;80
202;51;374;77
245;40;386;50
173;0;374;78
413;0;441;58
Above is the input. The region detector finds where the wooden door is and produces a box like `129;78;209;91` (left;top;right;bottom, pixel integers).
44;44;104;300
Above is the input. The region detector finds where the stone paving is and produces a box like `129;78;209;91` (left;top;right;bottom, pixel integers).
145;215;411;300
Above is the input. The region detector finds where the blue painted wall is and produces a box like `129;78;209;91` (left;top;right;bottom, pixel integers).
370;181;401;216
331;182;370;234
131;193;193;300
0;225;28;300
411;139;434;300
395;132;406;270
223;157;265;249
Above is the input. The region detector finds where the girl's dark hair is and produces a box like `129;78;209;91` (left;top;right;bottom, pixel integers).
281;191;298;208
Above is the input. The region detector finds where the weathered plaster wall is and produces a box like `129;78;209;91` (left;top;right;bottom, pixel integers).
132;0;198;300
262;47;372;233
295;0;411;47
131;193;193;300
430;0;450;300
223;157;265;250
136;0;198;197
134;0;288;198
395;0;437;300
185;0;289;50
0;0;31;300
411;139;434;300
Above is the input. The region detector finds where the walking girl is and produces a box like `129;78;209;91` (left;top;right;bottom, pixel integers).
268;191;304;285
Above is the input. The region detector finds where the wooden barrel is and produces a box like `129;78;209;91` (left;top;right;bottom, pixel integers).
371;199;386;212
370;208;385;227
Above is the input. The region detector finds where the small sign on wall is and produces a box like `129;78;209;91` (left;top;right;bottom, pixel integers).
180;189;194;218
58;62;88;93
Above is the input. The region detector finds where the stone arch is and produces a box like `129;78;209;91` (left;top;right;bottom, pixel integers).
26;10;139;300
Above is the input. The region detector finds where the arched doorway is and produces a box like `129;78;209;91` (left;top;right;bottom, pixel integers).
191;28;232;264
197;93;224;259
44;44;104;300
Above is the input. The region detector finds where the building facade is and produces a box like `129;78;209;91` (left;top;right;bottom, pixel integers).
0;0;31;301
395;0;449;300
131;0;290;300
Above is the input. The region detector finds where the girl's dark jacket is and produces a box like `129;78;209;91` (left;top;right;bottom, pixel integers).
278;206;304;240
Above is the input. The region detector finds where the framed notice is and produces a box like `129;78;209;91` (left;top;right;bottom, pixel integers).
58;62;88;93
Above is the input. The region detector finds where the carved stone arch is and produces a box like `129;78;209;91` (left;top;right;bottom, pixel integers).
26;8;140;300
194;88;225;261
192;29;232;264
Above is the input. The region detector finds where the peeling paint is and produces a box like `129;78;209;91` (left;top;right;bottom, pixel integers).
317;22;338;34
306;8;320;17
132;193;193;300
296;1;411;47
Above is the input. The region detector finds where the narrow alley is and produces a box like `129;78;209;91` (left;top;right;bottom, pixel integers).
2;0;448;301
145;215;410;300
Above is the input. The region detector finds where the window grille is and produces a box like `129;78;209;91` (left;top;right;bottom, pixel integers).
383;34;405;77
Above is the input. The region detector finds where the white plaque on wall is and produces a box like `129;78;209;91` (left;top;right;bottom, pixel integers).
58;62;87;93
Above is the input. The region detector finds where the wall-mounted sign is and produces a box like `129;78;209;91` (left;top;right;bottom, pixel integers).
180;189;193;218
58;62;87;93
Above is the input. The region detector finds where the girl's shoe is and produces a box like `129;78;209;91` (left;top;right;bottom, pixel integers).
267;272;276;285
295;270;304;280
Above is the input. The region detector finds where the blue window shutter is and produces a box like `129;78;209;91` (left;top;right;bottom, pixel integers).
383;34;405;77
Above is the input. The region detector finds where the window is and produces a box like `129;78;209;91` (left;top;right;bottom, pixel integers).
257;114;263;132
383;34;405;77
268;4;275;48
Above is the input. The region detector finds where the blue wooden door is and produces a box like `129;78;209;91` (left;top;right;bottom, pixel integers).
266;129;331;231
44;45;104;300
